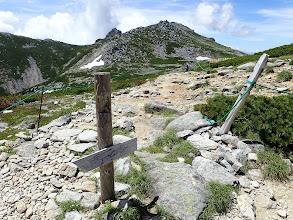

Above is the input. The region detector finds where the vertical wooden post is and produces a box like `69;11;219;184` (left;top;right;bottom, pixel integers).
217;53;269;135
94;72;115;203
37;87;44;132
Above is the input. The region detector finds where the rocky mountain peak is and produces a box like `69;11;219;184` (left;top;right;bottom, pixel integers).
105;28;122;39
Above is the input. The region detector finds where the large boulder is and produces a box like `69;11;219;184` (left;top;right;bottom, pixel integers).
192;156;239;186
77;130;97;143
39;115;71;132
147;161;209;219
237;62;255;70
145;100;182;115
165;112;211;132
16;142;37;159
187;134;218;150
51;129;82;142
113;117;134;131
67;143;95;153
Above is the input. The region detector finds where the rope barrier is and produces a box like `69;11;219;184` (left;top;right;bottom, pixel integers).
0;89;43;114
203;84;255;124
247;80;293;95
0;69;133;114
196;60;210;73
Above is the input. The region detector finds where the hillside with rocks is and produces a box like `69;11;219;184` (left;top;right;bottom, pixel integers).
0;56;292;219
0;21;244;95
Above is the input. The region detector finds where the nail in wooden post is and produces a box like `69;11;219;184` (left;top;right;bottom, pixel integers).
94;72;115;203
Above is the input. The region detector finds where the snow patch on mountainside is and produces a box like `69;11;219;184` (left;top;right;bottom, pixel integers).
80;55;104;69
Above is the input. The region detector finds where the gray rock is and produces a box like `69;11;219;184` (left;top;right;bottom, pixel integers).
220;159;234;173
39;115;71;132
177;130;194;139
113;135;131;145
239;176;251;188
166;112;211;132
15;132;32;141
188;81;205;90
0;152;10;161
16;142;37;159
247;169;262;181
0;122;8;128
113;117;134;131
115;157;132;175
50;178;63;188
147;130;166;145
111;199;133;210
67;143;95;153
221;152;243;172
145;100;181;115
45;199;63;218
148;117;171;129
34;139;49;149
221;134;240;147
115;182;131;196
187;134;218;150
232;147;252;163
276;210;287;218
16;201;27;213
238;194;255;220
52;129;82;142
9;163;23;172
273;60;286;67
64;211;84;220
27;123;35;129
241;140;265;153
238;62;255;70
192;156;239;186
59;163;78;177
247;153;258;162
81;192;101;210
0;167;10;174
77;130;97;143
147;160;208;219
56;190;82;203
114;104;137;116
218;69;233;76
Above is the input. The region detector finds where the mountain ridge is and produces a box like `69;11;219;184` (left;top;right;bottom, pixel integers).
0;20;245;95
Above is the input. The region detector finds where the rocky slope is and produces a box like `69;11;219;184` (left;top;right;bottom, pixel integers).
0;59;292;219
0;21;244;95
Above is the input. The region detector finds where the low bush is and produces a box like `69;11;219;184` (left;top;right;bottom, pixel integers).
276;70;293;82
56;200;81;220
199;182;234;220
194;94;293;153
257;150;291;181
265;66;274;74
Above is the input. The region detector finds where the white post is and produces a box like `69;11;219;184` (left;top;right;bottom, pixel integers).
217;53;269;135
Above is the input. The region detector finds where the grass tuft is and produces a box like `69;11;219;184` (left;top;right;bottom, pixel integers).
276;70;293;82
257;150;291;181
56;200;82;220
199;182;234;220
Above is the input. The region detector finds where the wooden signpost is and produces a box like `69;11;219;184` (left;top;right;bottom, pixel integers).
217;53;269;135
73;72;137;203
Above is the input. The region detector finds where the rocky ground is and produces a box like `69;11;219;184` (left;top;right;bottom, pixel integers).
0;58;292;219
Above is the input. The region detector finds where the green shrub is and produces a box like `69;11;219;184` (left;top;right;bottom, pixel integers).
0;96;13;111
290;60;293;65
164;117;175;129
246;66;254;72
194;94;293;152
199;182;234;220
265;66;274;74
257;151;291;181
276;71;293;82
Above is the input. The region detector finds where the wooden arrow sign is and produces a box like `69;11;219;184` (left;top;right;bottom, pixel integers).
73;138;137;172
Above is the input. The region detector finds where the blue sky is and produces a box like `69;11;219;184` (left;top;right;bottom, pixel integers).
1;0;293;54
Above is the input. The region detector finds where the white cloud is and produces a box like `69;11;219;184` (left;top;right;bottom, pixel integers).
194;2;233;32
0;11;19;32
232;26;254;37
16;0;119;45
258;8;293;19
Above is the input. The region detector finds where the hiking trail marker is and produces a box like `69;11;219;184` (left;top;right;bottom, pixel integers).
73;72;137;203
217;53;269;135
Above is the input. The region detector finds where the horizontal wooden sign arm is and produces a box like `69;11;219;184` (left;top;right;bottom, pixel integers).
73;138;137;172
